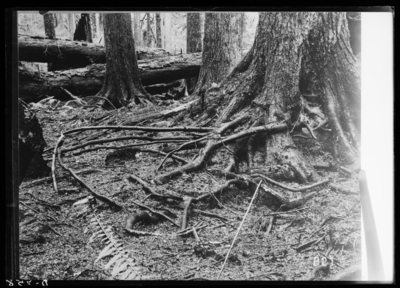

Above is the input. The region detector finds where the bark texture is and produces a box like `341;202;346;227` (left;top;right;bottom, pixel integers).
178;12;360;183
193;12;244;96
156;13;162;48
43;13;56;39
146;13;153;47
185;13;203;94
68;13;75;40
96;13;150;107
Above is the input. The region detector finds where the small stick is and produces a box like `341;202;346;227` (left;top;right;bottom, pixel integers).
192;227;200;242
217;180;262;280
52;134;64;193
265;215;275;237
252;173;330;192
181;197;193;230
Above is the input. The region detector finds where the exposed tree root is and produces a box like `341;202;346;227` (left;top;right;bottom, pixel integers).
181;197;193;230
130;200;180;228
251;173;330;193
57;152;123;209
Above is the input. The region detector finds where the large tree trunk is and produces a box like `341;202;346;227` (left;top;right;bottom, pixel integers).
163;13;172;52
173;12;360;183
155;13;162;48
74;14;92;43
19;52;202;102
90;13;97;39
133;13;143;47
96;13;154;108
193;12;244;97
185;13;203;94
43;13;56;39
18;35;172;70
68;13;75;40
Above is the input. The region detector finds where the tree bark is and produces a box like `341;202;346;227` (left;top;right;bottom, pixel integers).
74;14;92;43
193;12;243;96
163;13;172;52
133;13;143;47
185;13;203;94
146;13;153;47
43;13;56;39
18;52;202;102
90;13;97;39
68;13;75;40
96;13;151;108
18;35;172;71
156;13;162;48
175;12;360;183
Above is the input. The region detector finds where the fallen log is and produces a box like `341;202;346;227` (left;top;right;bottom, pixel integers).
19;52;202;102
18;34;173;70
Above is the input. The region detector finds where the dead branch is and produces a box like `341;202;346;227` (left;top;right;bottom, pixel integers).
193;179;247;203
181;197;193;230
265;215;275;237
130;200;180;228
301;121;317;140
217;180;263;280
295;233;327;252
61;135;191;154
71;140;186;156
57;152;123;209
126;174;183;201
252;173;330;192
52;134;64;193
64;125;213;135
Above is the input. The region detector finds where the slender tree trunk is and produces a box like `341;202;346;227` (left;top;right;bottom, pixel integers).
163;13;172;52
155;13;162;48
175;12;360;183
193;12;244;97
68;13;75;40
90;13;97;39
96;13;151;108
185;13;203;95
146;13;153;47
43;13;56;39
133;13;142;47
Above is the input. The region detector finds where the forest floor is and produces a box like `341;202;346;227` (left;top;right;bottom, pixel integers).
19;96;361;281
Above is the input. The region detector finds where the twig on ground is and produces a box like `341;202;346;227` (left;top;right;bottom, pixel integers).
265;215;275;237
181;197;193;231
252;173;330;192
52;134;64;193
217;180;263;280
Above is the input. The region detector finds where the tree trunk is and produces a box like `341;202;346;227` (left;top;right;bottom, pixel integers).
175;12;360;183
90;13;97;39
43;13;56;39
74;14;92;43
156;13;162;48
133;13;142;47
18;52;202;102
68;13;75;40
185;13;203;94
193;12;244;97
163;13;172;52
146;13;153;47
96;13;152;108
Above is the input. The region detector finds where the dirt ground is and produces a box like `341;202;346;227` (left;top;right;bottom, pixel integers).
19;98;361;281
